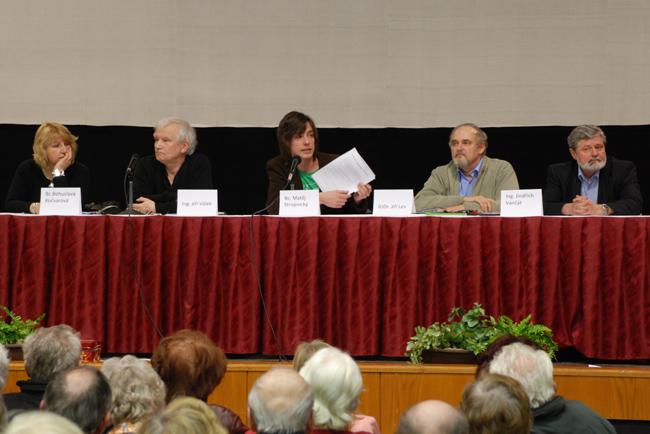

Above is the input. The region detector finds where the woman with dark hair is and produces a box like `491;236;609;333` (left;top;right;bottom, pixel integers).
5;122;90;213
265;111;372;215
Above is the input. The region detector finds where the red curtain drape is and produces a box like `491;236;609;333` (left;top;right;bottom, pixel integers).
1;214;648;359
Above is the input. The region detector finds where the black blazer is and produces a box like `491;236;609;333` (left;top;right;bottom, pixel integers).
265;152;368;215
543;156;642;215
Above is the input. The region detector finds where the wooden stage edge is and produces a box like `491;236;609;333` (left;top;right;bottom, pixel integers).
5;361;650;433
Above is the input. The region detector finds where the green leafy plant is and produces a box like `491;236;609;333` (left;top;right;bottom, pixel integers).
0;306;45;345
405;303;558;364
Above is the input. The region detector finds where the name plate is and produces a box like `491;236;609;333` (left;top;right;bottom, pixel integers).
177;189;219;216
279;190;320;216
373;189;414;216
500;189;543;217
39;187;82;215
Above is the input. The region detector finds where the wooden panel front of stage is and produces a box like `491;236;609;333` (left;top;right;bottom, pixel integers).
5;361;650;432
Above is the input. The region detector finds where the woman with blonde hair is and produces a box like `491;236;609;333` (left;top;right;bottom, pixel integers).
137;397;226;434
5;122;90;213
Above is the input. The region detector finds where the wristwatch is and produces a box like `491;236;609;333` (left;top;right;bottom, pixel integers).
52;169;65;177
601;204;611;215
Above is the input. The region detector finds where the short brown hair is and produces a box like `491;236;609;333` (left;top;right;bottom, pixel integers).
276;111;319;160
32;122;78;169
460;374;532;434
151;330;227;403
292;339;331;371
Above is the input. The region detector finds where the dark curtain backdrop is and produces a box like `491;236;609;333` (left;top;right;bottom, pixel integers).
1;124;649;215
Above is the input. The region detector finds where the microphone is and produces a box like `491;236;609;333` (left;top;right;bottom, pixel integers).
126;153;139;176
286;155;301;187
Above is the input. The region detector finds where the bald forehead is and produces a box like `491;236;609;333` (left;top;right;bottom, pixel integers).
256;367;310;397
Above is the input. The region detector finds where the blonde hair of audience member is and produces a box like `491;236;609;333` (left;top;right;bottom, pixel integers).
487;342;555;408
24;324;81;381
137;397;226;434
5;410;84;434
0;343;8;390
460;374;532;434
293;339;331;371
101;355;166;429
32;122;79;170
299;347;363;431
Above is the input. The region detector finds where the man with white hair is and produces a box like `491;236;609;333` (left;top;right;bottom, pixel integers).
4;325;81;411
395;400;468;434
248;366;314;434
543;124;642;215
133;117;213;214
488;342;616;434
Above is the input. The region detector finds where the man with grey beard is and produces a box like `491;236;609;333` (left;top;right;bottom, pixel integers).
543;125;642;215
415;123;519;214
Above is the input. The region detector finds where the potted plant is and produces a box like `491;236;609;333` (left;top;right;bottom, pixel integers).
405;303;558;364
0;306;45;360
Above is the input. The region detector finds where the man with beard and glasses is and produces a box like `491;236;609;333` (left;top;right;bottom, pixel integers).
543;125;642;215
415;123;519;213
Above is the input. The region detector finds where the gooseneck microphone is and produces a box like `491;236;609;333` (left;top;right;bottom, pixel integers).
126;153;139;176
286;155;301;189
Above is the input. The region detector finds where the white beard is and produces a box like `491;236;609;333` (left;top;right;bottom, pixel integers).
579;156;607;173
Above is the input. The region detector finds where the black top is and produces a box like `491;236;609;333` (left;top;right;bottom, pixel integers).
532;395;616;434
133;154;213;214
3;378;48;411
4;159;91;213
265;152;368;215
543;156;642;215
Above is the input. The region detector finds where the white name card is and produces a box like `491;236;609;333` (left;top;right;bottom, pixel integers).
500;189;543;217
373;189;414;216
39;187;82;215
177;189;219;216
279;190;320;216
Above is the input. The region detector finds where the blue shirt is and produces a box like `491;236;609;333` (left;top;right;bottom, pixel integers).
577;166;600;203
458;158;484;196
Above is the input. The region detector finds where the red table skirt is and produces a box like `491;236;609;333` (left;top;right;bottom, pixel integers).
1;214;648;360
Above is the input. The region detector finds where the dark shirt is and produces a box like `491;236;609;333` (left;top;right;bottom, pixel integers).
3;378;48;411
133;154;213;214
4;159;91;213
543;156;642;215
209;404;249;434
532;396;616;434
265;152;368;215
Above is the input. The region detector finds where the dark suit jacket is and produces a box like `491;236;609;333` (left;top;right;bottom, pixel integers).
265;152;368;215
543;156;642;215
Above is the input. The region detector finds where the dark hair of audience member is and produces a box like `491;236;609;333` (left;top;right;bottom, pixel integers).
151;329;227;403
475;335;542;378
460;373;532;434
43;365;112;434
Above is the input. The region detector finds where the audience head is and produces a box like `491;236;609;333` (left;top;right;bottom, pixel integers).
5;410;84;434
154;117;198;155
460;373;532;434
43;365;112;434
0;343;8;389
248;366;314;433
475;334;542;378
32;122;79;170
138;397;226;434
299;346;363;430
487;342;555;408
277;111;319;160
293;339;331;371
151;329;227;403
23;324;81;382
395;400;468;434
101;355;166;425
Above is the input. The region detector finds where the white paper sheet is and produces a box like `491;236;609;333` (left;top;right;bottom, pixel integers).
311;148;375;193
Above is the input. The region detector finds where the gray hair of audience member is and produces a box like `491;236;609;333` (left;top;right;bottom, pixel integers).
448;123;489;149
248;366;314;433
101;355;166;425
299;346;363;430
487;342;555;409
567;125;606;149
0;343;9;389
395;400;468;434
23;324;81;382
138;397;226;434
43;365;112;434
460;373;532;434
155;117;198;155
4;410;84;434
